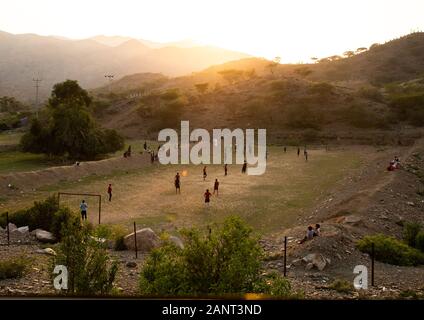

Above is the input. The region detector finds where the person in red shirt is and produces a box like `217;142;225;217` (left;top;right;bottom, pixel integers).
107;184;112;202
175;172;181;194
204;189;212;205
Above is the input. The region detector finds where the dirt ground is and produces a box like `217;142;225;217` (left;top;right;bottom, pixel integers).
1;141;424;298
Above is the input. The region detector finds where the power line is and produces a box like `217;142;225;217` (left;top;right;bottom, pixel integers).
104;74;114;93
33;78;42;118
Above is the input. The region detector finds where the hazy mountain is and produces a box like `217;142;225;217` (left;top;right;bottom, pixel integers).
90;35;200;49
0;31;249;102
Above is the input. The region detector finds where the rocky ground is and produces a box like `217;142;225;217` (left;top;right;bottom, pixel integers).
1;142;424;299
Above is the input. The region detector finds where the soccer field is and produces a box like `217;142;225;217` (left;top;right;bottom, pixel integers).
21;146;362;236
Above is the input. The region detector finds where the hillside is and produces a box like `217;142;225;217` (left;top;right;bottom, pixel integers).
90;33;424;144
294;32;424;85
0;31;249;102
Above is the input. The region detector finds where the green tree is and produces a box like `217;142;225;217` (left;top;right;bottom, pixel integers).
21;80;124;159
49;80;92;108
139;216;294;297
56;217;118;295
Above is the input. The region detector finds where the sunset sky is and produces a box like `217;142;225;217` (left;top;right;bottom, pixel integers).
1;0;423;62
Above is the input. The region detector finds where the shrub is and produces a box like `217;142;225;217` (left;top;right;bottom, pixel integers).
356;234;424;266
416;231;424;252
55;218;118;295
114;235;127;251
93;224;127;251
139;216;297;297
25;196;60;231
403;222;422;248
328;279;354;294
51;207;79;240
0;257;28;280
0;196;59;231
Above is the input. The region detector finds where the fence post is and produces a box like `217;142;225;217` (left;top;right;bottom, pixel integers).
6;211;10;246
134;222;138;259
371;243;375;286
283;236;287;277
98;195;102;225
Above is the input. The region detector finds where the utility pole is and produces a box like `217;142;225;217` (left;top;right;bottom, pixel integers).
33;78;42;118
104;74;114;94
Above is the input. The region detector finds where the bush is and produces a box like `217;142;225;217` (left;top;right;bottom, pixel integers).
93;224;128;251
0;257;28;280
139;216;297;297
403;222;422;248
51;207;79;240
328;279;354;294
0;197;79;242
55;218;118;295
0;196;59;230
356;234;424;266
114;235;127;251
25;196;60;231
415;231;424;252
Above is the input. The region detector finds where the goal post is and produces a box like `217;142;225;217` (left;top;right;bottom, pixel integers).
58;192;102;224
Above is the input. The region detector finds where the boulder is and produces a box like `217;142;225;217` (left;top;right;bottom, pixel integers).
17;226;29;234
34;229;56;244
36;248;57;256
123;228;160;252
7;223;17;232
343;215;362;225
169;236;184;249
305;263;314;270
302;253;329;271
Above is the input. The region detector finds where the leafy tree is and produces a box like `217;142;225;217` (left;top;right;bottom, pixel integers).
56;217;118;295
139;216;295;297
21;80;124;159
0;96;26;112
49;80;92;108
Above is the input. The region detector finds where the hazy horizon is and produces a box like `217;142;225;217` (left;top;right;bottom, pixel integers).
1;0;424;63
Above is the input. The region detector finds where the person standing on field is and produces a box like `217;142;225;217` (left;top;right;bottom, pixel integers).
80;200;88;221
204;189;212;205
297;147;300;157
203;166;207;181
241;160;247;174
107;184;112;202
224;164;228;176
213;178;219;196
175;172;181;194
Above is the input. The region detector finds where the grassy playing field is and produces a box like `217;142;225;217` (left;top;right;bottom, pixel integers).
3;145;363;236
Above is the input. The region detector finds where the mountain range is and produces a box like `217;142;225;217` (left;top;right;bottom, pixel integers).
0;31;249;102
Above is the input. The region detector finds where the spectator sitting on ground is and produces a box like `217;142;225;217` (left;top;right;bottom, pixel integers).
314;223;321;237
299;226;315;244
